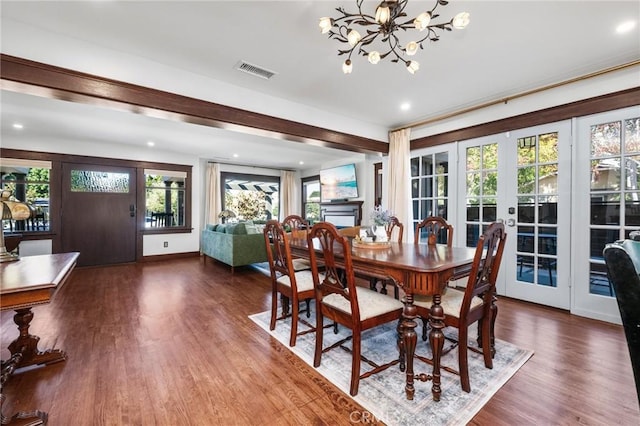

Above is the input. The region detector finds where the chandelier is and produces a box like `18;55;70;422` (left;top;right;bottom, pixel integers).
319;0;470;74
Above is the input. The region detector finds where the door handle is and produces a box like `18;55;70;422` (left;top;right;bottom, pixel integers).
506;218;516;227
130;204;136;217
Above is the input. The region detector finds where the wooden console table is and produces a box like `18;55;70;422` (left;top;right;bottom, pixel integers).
0;252;79;426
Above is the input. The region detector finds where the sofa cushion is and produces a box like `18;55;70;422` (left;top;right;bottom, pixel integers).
206;224;217;231
217;224;227;233
226;223;247;235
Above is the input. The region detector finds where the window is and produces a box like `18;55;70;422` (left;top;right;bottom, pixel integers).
1;159;51;233
144;169;187;228
302;175;321;223
222;172;279;223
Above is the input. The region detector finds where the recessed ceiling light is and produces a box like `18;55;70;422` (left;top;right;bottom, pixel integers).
616;20;636;34
233;153;239;158
147;141;155;147
299;161;304;165
12;123;24;129
400;102;411;111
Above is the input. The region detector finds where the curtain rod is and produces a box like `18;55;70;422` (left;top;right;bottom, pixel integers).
391;59;640;133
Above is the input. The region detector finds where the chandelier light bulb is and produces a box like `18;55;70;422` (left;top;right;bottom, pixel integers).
347;29;362;46
368;51;381;64
319;17;333;34
375;6;391;24
414;12;431;31
406;60;420;74
343;59;353;74
452;12;470;29
405;41;418;56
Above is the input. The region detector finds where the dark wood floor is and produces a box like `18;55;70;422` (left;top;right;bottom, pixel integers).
1;256;639;425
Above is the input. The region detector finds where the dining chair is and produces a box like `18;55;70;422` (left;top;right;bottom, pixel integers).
414;216;455;338
307;221;404;396
369;216;404;298
413;221;507;393
263;219;316;347
282;215;312;271
414;216;453;246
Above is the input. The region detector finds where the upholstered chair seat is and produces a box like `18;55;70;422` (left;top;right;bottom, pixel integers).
276;269;315;292
323;287;405;321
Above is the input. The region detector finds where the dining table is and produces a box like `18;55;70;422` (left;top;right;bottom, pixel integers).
288;236;476;401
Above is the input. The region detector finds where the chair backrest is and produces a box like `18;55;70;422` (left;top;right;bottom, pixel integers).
307;222;360;320
603;238;640;404
386;216;404;243
282;214;310;239
461;222;507;317
263;219;296;284
414;216;453;246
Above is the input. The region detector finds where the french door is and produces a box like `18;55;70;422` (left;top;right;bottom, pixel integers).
457;121;571;309
573;106;640;323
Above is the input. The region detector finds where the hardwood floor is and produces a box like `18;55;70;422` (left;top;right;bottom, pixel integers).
1;256;638;425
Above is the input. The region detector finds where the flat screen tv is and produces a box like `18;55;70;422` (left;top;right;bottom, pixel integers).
320;163;359;202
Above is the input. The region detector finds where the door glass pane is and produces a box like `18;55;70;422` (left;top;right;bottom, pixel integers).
591;121;621;157
518;166;536;194
538;164;558;193
625;192;640;226
539;133;559;162
518;196;535;223
71;170;129;193
466;147;480;171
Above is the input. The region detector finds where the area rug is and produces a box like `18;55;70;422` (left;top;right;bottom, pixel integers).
249;305;533;426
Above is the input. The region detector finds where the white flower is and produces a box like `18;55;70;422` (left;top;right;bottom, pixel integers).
370;206;393;226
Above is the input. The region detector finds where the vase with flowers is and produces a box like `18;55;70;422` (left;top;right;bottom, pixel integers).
369;206;393;242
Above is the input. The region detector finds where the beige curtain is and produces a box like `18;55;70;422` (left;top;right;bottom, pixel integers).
205;162;221;224
388;128;412;242
280;170;298;220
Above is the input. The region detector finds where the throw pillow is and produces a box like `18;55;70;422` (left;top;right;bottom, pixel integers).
245;223;258;234
217;224;227;233
206;224;217;231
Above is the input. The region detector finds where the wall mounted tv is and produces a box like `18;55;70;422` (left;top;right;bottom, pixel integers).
320;163;359;202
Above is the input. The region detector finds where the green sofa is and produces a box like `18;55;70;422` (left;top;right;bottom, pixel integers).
201;222;268;272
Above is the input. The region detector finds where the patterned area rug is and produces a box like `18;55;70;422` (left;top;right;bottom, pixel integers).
249;305;533;426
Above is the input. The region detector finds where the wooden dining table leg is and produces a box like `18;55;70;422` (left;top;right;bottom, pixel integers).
428;293;445;401
401;293;419;400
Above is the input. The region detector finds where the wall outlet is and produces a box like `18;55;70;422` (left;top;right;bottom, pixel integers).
163;241;168;248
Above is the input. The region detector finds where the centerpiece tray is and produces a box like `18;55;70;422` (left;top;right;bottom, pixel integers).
352;239;391;249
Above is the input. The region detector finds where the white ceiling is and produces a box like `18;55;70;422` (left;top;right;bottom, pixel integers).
1;1;639;170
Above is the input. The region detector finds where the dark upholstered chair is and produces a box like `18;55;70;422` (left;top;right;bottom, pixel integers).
603;235;640;406
307;221;404;396
263;220;315;347
414;222;507;393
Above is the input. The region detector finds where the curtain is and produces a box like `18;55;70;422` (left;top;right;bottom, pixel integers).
280;170;298;220
205;162;221;224
388;128;412;242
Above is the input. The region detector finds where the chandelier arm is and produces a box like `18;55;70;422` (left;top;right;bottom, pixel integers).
321;0;469;72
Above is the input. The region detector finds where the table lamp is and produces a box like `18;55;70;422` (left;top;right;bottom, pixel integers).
0;189;32;262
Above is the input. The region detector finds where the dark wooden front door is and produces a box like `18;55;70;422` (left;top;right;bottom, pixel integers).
61;163;136;266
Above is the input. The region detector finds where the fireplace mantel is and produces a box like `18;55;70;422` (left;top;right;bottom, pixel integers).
320;201;363;227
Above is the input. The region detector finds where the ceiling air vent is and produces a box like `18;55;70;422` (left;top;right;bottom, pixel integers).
235;61;276;80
